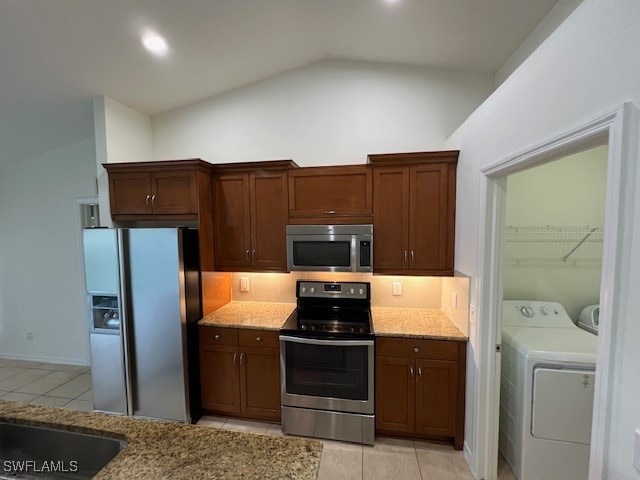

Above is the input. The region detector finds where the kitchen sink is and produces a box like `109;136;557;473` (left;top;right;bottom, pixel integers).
0;422;125;479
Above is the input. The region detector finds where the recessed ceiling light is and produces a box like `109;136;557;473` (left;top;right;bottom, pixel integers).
141;34;168;55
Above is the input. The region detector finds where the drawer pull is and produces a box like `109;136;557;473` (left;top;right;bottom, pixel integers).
214;334;220;340
414;347;419;353
256;336;261;342
324;210;336;215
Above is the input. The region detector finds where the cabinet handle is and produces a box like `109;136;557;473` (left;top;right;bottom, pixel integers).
414;347;419;353
404;250;408;264
256;336;261;342
252;249;256;260
245;249;250;261
145;195;151;205
410;366;414;379
214;334;220;340
324;210;336;215
239;353;245;365
418;367;423;380
151;195;157;205
232;353;237;366
411;250;415;263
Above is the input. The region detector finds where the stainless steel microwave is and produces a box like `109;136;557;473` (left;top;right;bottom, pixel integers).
286;224;373;272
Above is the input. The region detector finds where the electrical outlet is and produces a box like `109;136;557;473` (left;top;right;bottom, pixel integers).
26;332;33;341
392;282;402;296
469;304;477;326
240;276;250;292
451;291;458;310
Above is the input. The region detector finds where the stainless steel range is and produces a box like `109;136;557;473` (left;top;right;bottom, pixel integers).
280;280;374;445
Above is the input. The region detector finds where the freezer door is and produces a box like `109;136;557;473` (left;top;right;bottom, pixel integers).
89;333;127;414
83;229;119;294
125;229;189;422
531;366;595;444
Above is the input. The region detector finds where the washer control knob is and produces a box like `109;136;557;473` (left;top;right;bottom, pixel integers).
520;306;534;318
539;307;549;316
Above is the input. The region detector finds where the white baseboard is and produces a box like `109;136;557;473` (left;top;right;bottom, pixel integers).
0;352;89;367
464;441;481;479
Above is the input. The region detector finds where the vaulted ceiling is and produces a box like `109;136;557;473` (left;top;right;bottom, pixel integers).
0;0;557;165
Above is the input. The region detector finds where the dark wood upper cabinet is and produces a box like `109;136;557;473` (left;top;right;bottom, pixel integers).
212;160;296;272
288;165;373;224
103;160;215;270
369;151;458;276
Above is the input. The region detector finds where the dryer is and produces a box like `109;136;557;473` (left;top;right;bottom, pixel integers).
499;300;597;480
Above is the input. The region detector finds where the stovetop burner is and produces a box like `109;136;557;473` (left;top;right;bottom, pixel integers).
280;281;373;338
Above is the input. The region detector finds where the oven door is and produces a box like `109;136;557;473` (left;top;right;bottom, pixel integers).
286;234;357;272
280;335;374;414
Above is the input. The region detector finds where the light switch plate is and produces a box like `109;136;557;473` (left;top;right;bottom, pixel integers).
634;428;640;472
240;276;250;292
392;282;402;296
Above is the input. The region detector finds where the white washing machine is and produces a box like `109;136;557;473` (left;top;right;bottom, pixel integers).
499;300;598;480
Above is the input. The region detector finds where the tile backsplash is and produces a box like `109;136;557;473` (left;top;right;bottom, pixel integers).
230;272;443;308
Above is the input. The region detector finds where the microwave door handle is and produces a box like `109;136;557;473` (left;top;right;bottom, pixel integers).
279;335;373;347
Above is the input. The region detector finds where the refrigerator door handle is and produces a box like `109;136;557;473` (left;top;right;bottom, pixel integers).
118;230;134;416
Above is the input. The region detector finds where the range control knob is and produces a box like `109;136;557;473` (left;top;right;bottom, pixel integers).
520;306;534;318
358;288;364;295
349;288;355;295
309;287;316;294
301;286;307;294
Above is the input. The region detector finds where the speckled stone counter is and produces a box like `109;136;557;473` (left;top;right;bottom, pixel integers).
0;400;321;479
198;302;295;330
372;307;467;341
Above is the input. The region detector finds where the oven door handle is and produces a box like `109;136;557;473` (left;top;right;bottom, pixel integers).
279;335;373;347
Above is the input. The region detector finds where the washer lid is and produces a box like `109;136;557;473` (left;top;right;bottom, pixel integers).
502;326;597;363
502;300;575;328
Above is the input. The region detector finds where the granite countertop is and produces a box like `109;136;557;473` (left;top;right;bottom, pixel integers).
198;302;296;330
372;307;467;341
0;400;321;479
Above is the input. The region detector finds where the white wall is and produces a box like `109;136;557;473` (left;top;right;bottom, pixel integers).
93;96;153;226
0;138;96;364
446;1;640;478
152;60;494;165
504;146;607;320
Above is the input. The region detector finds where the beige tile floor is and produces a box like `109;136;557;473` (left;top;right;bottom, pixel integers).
0;358;93;412
197;415;517;480
0;358;516;479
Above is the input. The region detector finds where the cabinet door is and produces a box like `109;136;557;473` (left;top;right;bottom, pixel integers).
409;164;449;271
199;344;241;414
250;172;288;270
373;166;409;271
109;172;152;215
239;346;281;420
375;355;415;434
151;171;198;214
214;173;251;269
288;166;372;221
414;359;457;437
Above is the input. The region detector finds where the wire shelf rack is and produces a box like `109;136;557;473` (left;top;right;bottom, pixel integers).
505;225;604;263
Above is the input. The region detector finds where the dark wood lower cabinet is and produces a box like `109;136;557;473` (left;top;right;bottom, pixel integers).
375;337;466;449
199;326;281;422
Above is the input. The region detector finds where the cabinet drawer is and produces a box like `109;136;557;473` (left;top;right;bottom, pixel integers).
238;329;279;349
199;326;238;346
376;337;458;361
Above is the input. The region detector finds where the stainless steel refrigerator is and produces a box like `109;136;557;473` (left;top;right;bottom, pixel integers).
82;228;201;423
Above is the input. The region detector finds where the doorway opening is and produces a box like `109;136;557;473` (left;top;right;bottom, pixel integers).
474;103;637;480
